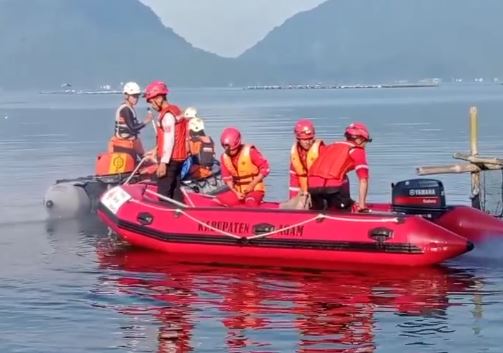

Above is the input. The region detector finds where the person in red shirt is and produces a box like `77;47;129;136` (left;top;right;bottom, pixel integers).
289;118;325;198
308;122;371;212
144;80;188;202
216;127;270;207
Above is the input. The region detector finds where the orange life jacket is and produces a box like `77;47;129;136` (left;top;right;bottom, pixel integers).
290;139;322;192
189;135;215;167
308;141;362;180
156;104;188;162
222;144;265;193
107;136;145;162
95;152;136;176
188;164;213;180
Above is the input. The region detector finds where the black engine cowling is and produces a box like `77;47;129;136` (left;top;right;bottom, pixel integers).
391;179;446;216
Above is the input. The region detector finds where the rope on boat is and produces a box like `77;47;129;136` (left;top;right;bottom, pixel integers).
131;190;401;240
176;210;400;241
322;213;400;223
123;156;149;185
247;214;324;240
144;188;189;208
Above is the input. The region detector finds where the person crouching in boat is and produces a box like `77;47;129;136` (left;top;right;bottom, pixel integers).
184;107;217;181
289;118;325;198
307;122;371;212
108;81;153;161
144;80;188;203
216;127;270;207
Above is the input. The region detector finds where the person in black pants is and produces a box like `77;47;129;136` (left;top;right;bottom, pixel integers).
157;160;185;202
144;80;188;203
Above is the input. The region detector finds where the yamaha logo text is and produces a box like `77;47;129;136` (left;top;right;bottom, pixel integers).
409;189;437;196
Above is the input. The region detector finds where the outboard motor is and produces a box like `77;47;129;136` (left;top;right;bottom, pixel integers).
392;179;447;218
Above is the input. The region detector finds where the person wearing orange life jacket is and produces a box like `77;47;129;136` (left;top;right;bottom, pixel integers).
289;118;325;198
308;122;372;212
184;107;216;180
216;127;270;207
108;81;153;161
144;80;188;202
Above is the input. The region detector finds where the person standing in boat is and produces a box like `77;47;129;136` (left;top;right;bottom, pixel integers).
216;127;270;207
108;81;153;161
289;118;325;198
144;80;188;203
183;107;217;181
307;122;371;212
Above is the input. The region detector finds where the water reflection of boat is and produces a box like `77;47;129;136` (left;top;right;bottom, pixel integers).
95;247;480;353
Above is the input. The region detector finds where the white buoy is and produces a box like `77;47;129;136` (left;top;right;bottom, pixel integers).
44;182;92;219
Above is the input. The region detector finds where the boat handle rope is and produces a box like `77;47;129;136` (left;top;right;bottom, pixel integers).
144;188;189;209
123;156;150;185
130;193;401;241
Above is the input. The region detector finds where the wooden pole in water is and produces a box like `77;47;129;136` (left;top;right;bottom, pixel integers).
469;106;481;209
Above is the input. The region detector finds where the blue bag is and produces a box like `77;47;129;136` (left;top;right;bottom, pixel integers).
180;156;193;180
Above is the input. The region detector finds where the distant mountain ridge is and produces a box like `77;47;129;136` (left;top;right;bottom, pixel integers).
0;0;230;89
237;0;503;84
1;0;502;88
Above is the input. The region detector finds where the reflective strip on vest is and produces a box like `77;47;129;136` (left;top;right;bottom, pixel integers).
290;139;322;192
222;144;265;193
114;104;138;139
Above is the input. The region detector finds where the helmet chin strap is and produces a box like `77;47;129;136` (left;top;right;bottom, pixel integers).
152;98;163;111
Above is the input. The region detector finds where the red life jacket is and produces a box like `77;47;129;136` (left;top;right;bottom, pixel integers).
156;104;188;162
308;141;362;181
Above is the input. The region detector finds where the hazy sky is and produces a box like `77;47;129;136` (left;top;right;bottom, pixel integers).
140;0;326;57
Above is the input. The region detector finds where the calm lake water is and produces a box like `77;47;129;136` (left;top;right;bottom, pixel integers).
1;84;503;352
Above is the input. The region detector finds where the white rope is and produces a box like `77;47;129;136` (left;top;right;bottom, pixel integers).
130;198;180;212
129;197;315;240
144;188;188;208
321;213;400;223
247;214;322;240
181;187;195;207
127;194;400;241
175;209;243;239
123;156;149;185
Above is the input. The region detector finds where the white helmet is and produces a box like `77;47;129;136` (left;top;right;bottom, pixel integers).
123;81;141;95
188;117;205;132
184;106;198;119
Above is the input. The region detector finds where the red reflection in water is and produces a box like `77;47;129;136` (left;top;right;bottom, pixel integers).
112;270;195;353
96;246;477;353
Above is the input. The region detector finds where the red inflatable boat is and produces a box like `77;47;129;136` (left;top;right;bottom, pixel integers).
95;178;503;267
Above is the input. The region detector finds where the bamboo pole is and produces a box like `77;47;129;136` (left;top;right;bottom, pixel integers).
417;163;480;176
415;106;503;211
469;106;481;208
453;152;503;166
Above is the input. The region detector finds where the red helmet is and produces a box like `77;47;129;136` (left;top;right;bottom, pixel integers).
220;127;241;150
294;118;315;140
144;80;169;101
345;122;372;142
